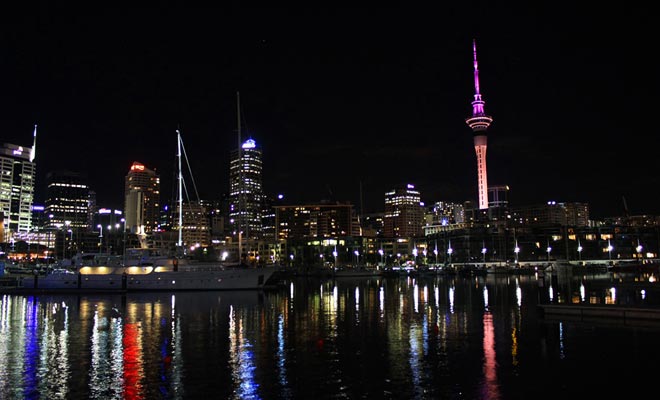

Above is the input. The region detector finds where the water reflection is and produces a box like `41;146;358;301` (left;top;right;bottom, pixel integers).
0;273;659;398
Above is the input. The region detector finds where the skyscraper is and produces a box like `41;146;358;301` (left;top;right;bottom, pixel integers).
0;125;37;241
124;161;160;235
465;40;493;210
229;138;264;239
383;184;424;238
44;170;91;230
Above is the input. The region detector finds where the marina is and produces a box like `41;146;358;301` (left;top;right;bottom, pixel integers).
1;271;659;398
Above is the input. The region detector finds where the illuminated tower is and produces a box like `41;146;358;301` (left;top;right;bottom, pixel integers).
0;125;37;241
383;184;424;238
465;39;493;210
229;138;264;239
124;162;160;235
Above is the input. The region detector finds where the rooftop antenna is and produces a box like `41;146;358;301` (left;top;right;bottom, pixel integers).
29;124;37;162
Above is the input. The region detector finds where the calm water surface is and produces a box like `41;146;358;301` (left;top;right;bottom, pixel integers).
1;271;659;399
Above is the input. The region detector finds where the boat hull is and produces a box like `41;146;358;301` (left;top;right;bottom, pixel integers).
18;266;276;292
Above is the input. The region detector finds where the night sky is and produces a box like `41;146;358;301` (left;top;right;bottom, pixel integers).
1;5;655;218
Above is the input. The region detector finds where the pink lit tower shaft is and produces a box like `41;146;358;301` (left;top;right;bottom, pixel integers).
465;39;493;210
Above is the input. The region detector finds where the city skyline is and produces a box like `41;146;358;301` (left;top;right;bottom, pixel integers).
2;6;655;218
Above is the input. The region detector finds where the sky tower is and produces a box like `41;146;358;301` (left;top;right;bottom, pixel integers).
465;39;493;210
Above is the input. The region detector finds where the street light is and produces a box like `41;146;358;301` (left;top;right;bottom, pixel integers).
97;224;103;252
354;250;359;266
607;239;613;261
62;220;71;259
636;239;643;260
121;218;127;265
514;240;520;264
577;239;583;261
546;240;552;261
447;240;453;265
333;246;338;269
481;241;487;264
378;248;384;267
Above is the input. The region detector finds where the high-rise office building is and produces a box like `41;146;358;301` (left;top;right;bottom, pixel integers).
0;125;37;241
465;40;493;210
229;138;264;239
124;161;160;235
44;170;91;230
383;184;424;238
274;202;356;240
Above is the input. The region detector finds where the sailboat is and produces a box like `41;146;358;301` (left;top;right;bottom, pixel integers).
18;131;276;292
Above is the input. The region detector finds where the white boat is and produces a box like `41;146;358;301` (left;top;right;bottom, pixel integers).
19;262;275;292
18;131;277;292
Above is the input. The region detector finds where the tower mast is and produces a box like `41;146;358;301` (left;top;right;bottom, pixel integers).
465;39;493;210
176;129;183;248
237;91;243;264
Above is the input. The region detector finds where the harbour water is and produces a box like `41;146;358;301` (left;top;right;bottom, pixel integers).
1;271;659;399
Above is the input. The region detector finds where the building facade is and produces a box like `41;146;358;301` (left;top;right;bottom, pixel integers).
274;202;357;240
0;127;37;241
229;138;264;240
124;162;160;235
44;170;91;231
383;184;424;238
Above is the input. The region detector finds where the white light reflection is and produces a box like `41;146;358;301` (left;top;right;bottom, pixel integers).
516;284;522;309
414;284;419;313
277;314;290;396
449;286;455;314
580;283;585;302
434;286;439;308
290;282;295;299
610;287;617;303
355;287;360;313
334;285;338;311
228;305;259;398
379;287;385;315
408;324;422;395
641;289;647;300
549;285;554;302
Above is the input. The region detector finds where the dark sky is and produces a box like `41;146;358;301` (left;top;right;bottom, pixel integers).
1;5;656;218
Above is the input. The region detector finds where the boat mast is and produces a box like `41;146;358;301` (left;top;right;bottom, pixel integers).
176;129;183;248
237;91;242;264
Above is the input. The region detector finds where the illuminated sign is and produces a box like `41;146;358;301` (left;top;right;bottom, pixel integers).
242;139;256;149
130;162;145;171
99;208;112;214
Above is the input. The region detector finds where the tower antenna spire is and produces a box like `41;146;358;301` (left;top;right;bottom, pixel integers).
465;39;493;210
29;124;37;162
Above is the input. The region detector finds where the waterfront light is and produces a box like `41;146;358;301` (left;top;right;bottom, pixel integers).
481;247;487;263
577;239;583;261
514;240;520;264
607;240;613;260
378;249;384;266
